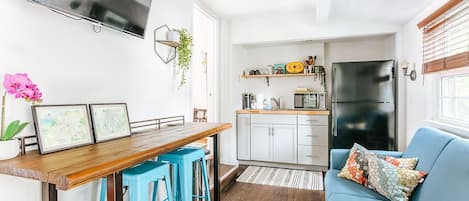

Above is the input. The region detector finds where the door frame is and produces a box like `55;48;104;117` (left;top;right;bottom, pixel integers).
192;3;220;122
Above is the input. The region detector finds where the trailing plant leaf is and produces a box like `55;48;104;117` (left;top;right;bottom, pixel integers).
175;28;193;89
1;120;28;141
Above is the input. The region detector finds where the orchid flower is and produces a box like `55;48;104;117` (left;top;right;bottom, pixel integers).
1;73;43;141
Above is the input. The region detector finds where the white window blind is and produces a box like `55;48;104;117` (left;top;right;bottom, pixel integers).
420;0;469;73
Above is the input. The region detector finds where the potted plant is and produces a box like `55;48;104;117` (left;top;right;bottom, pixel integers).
175;28;193;89
0;73;42;160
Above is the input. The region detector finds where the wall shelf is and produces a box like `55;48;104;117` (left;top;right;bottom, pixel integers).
242;73;324;86
241;73;319;79
154;24;180;64
156;40;180;48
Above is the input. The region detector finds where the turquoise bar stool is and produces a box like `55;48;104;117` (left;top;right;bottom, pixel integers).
158;147;211;201
100;161;173;201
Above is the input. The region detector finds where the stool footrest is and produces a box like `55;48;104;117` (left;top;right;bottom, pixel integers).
193;195;209;199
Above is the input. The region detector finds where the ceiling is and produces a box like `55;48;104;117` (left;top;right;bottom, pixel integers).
201;0;435;24
200;0;317;17
327;0;435;24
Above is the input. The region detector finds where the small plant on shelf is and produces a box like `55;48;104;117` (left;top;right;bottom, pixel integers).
0;73;42;160
175;28;193;89
1;73;42;141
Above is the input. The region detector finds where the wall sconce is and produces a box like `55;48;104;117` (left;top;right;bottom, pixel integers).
400;60;417;81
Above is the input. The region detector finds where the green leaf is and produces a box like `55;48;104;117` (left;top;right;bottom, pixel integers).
174;28;193;89
2;121;28;141
3;121;20;138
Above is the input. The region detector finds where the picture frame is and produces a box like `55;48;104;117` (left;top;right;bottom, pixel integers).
89;103;132;143
32;104;95;154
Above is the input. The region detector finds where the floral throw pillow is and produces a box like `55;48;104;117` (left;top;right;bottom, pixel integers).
384;156;418;170
368;156;427;201
338;143;419;186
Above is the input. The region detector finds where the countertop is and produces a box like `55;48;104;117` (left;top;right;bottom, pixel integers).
236;109;330;115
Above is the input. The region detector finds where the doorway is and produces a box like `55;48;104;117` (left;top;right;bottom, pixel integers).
192;4;239;196
192;4;218;122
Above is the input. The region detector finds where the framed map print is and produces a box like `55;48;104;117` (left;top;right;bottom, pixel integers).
89;103;131;143
32;105;94;154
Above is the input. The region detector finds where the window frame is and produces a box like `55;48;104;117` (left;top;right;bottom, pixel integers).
434;67;469;128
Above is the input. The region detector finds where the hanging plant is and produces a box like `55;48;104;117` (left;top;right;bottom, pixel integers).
175;28;193;89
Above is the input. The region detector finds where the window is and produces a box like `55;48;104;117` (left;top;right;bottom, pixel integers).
420;0;469;129
419;0;469;74
440;73;469;125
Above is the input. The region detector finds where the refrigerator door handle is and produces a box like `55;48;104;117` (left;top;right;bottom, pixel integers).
332;105;338;137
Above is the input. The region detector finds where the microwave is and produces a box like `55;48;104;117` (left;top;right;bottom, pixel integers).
294;92;326;109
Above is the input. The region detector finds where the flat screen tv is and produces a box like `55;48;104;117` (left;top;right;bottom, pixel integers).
31;0;152;38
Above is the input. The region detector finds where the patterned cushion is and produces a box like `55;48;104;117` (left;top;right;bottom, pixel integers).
384;156;418;170
338;143;419;186
368;156;427;201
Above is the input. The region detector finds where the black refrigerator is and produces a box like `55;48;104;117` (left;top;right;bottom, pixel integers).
332;60;396;151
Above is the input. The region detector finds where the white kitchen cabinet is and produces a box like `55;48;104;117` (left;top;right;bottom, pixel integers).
272;124;298;164
237;114;251;160
298;115;328;126
237;113;329;167
298;125;328;146
298;145;328;166
250;123;271;162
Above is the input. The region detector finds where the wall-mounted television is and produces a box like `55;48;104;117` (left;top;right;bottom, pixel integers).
31;0;152;39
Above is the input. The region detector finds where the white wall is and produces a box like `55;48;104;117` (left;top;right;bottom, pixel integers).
232;36;397;111
398;0;450;143
219;19;234;165
219;34;400;164
236;42;326;109
229;9;402;45
0;0;194;200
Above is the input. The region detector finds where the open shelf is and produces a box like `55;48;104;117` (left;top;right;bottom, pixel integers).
156;40;180;48
241;73;319;79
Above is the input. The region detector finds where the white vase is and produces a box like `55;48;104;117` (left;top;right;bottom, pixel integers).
0;139;20;160
167;30;180;43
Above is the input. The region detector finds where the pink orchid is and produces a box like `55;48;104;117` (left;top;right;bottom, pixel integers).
1;73;42;141
3;73;42;103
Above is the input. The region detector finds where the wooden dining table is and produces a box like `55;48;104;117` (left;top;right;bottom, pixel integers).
0;122;232;201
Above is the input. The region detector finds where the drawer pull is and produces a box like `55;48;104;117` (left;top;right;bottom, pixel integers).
305;135;319;138
306;119;318;122
305;155;320;158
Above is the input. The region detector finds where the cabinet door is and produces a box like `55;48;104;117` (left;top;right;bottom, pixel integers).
272;124;298;164
250;124;272;162
237;114;251;160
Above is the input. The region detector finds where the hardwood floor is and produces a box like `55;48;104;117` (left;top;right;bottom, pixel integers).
220;165;325;201
221;182;325;201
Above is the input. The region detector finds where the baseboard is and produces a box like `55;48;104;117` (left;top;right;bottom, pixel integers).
210;165;241;193
220;159;238;166
238;160;328;171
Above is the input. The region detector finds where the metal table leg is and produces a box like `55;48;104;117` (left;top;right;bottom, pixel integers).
107;172;123;201
212;134;220;201
48;184;57;201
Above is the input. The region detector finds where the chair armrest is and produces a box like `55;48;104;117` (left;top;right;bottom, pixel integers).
330;149;404;170
330;149;350;170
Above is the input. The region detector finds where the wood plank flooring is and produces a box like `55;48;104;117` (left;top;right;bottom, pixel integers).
221;165;325;201
221;182;325;201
